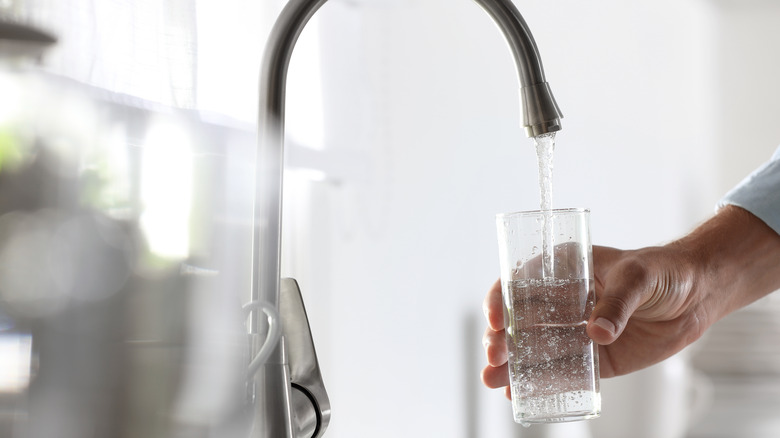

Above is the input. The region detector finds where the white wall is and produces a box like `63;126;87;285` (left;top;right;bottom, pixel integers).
277;0;780;437
709;0;780;196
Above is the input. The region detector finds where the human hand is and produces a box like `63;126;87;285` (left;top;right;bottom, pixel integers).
481;244;705;399
482;206;780;397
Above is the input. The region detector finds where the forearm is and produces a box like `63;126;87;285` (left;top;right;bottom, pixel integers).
676;205;780;321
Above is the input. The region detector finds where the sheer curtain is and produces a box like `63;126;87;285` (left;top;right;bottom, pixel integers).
1;0;299;115
1;0;320;131
1;0;197;108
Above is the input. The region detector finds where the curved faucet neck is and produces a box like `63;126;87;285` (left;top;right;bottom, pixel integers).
250;1;563;436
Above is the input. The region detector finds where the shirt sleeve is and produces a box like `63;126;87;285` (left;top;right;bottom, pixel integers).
718;146;780;235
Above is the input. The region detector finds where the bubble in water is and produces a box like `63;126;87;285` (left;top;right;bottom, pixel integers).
505;278;600;423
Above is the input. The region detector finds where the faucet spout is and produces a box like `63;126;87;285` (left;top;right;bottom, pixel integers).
472;0;563;137
249;1;562;436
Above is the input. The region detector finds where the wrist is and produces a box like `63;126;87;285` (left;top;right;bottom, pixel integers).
674;205;780;321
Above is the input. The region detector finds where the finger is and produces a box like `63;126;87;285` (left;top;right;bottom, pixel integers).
588;246;626;345
483;278;504;331
482;326;507;367
504;385;511;400
587;255;651;345
481;362;509;389
596;344;616;378
592;246;623;293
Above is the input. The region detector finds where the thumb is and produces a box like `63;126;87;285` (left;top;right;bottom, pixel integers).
588;249;648;345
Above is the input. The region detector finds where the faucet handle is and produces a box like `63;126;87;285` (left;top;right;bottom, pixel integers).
280;278;331;438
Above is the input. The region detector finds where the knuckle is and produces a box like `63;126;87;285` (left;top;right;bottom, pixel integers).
619;256;653;288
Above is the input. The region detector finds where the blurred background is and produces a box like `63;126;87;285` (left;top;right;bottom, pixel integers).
0;0;779;437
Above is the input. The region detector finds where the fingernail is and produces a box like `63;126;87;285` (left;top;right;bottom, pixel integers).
592;317;616;335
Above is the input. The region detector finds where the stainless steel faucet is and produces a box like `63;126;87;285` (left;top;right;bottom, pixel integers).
249;0;562;436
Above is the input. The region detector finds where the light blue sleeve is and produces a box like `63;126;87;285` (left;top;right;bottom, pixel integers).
718;146;780;234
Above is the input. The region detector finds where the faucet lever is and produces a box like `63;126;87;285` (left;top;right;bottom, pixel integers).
280;278;330;437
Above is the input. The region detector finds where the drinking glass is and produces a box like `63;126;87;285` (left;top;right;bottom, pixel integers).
495;208;600;425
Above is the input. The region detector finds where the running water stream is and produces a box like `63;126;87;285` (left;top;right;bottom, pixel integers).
533;133;556;279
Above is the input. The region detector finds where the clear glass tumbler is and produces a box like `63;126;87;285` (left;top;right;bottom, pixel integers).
495;208;600;425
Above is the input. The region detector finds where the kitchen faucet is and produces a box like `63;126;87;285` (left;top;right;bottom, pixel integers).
249;0;562;436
